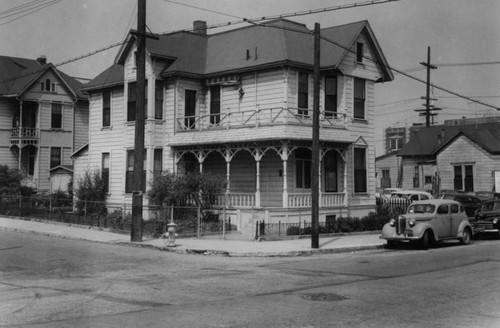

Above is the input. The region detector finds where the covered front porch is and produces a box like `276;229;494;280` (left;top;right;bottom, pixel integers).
172;140;350;210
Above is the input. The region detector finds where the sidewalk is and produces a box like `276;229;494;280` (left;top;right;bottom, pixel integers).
0;216;385;257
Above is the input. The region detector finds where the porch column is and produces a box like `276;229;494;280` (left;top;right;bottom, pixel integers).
319;149;326;208
223;148;237;203
251;148;265;208
173;151;179;174
343;156;348;206
278;143;290;208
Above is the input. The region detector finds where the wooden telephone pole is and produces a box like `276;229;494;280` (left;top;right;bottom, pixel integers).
415;46;440;127
131;0;147;242
311;23;320;249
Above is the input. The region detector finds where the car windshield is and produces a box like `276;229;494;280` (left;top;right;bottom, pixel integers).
408;204;435;214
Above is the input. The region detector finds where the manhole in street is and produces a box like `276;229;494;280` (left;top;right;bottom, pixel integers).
301;293;347;302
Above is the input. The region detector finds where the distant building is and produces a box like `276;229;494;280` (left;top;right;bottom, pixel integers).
397;118;500;193
0;55;88;192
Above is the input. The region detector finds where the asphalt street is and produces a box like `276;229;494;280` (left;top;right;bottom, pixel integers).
1;230;499;327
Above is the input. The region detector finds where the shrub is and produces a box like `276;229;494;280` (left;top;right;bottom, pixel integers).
286;225;301;236
74;170;106;219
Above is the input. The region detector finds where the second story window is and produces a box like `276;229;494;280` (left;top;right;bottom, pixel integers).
356;42;364;63
127;82;148;122
102;90;111;127
50;147;61;168
127;82;136;121
51;103;62;129
324;76;337;118
353;78;365;119
184;89;197;129
155;80;163;119
210;85;221;125
298;72;309;116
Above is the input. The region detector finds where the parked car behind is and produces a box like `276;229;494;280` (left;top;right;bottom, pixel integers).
380;199;473;249
472;200;500;238
376;187;402;199
439;193;482;218
390;190;434;202
472;191;500;202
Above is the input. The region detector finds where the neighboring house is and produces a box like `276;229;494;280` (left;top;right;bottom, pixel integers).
375;151;401;190
397;120;500;194
384;126;407;153
78;19;393;230
0;55;89;192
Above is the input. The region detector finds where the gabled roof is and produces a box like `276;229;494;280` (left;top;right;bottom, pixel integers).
82;64;124;92
398;122;500;157
96;18;392;88
0;55;86;100
376;150;399;161
70;143;88;159
49;165;73;173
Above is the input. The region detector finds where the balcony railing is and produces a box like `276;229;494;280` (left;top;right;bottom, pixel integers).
11;127;39;138
10;127;39;146
176;107;348;132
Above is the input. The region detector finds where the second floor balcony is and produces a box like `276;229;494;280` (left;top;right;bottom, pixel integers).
10;127;39;147
176;107;348;133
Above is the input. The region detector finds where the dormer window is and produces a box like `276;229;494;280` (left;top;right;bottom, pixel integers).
356;42;364;63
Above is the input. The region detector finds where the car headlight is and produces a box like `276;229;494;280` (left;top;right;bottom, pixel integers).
408;219;416;227
389;219;395;227
493;218;499;225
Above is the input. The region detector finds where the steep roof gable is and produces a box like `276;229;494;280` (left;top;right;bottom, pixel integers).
0;55;86;100
108;19;393;81
399;122;500;157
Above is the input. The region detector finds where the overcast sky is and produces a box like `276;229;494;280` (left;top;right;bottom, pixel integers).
2;0;499;155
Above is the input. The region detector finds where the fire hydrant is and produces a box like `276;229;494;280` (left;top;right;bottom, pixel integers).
165;222;177;247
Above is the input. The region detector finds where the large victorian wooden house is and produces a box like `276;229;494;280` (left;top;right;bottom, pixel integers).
79;19;393;231
0;55;88;192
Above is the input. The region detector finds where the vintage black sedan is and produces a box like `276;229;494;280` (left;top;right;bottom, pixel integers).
472;200;500;238
380;199;473;249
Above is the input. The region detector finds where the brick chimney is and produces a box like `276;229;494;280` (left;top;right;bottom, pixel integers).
193;20;207;36
37;55;47;65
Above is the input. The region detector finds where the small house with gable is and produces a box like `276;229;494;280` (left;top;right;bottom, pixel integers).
0;55;88;192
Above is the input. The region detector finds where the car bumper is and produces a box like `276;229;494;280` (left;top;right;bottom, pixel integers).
380;235;421;241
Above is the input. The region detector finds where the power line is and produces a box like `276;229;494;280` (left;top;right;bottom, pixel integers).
0;0;62;26
160;0;400;34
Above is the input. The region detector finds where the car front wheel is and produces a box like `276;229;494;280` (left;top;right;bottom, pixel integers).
460;228;472;245
421;230;433;250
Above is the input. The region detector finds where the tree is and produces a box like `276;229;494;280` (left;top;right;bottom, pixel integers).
74;170;106;217
147;171;226;219
0;165;24;195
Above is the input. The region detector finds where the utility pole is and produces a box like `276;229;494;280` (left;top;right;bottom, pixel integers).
131;0;147;242
311;23;320;249
415;46;440;127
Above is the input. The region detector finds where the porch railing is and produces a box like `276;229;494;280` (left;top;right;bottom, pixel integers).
214;193;255;208
288;192;345;208
176;107;348;132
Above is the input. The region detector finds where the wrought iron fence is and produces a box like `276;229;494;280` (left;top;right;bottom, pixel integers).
0;194;232;237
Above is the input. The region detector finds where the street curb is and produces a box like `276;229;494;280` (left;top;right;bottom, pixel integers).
0;225;385;257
